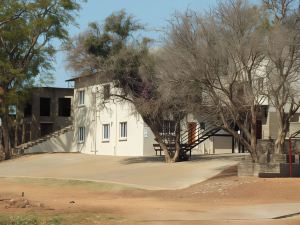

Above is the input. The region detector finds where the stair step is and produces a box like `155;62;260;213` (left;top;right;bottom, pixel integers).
13;125;73;154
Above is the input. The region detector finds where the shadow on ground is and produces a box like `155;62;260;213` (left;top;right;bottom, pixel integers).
121;153;246;165
207;165;238;180
120;156;165;164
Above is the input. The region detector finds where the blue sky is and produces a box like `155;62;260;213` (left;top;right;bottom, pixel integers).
53;0;260;87
53;0;218;87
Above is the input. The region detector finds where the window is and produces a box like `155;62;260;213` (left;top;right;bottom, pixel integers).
8;105;16;116
102;124;110;141
119;122;127;140
24;103;32;117
255;77;264;91
158;120;175;134
78;127;85;143
78;90;85;106
40;97;51;116
103;84;110;100
58;98;71;117
290;113;300;122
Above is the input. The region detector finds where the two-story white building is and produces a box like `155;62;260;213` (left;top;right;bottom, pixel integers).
67;74;235;157
20;73;300;156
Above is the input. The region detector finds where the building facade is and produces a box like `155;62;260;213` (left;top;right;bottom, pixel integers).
68;75;234;156
22;87;73;142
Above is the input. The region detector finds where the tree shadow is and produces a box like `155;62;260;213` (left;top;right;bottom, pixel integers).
206;165;238;180
121;153;245;165
120;156;166;164
189;154;245;163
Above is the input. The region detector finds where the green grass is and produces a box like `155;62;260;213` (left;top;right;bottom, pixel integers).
0;213;122;225
1;177;135;191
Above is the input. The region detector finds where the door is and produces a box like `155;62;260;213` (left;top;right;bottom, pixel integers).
188;122;197;144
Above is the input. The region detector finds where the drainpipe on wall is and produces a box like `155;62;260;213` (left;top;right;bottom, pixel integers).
114;99;118;156
92;89;97;155
94;103;97;155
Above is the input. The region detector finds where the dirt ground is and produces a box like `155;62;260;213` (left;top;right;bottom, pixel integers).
0;166;300;225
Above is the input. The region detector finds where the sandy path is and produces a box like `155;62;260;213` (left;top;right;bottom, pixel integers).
0;166;300;224
0;153;242;190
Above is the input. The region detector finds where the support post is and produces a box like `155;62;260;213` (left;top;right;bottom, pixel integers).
289;137;293;177
232;136;235;153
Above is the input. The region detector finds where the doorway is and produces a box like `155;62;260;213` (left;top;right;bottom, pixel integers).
188;122;197;144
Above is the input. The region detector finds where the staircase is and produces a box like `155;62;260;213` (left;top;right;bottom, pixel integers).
180;124;221;154
13;125;73;155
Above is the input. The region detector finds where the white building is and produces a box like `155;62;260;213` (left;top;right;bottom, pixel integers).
67;74;234;157
19;73;300;156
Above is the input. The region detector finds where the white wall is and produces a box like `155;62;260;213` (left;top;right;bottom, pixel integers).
143;125;156;156
73;81;145;156
72;77;235;157
24;130;77;154
213;136;233;154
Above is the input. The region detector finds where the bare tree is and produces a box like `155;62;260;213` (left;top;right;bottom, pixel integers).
263;0;300;153
263;0;297;22
160;0;265;162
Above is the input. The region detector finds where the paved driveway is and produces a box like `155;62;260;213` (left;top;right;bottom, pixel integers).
0;153;243;190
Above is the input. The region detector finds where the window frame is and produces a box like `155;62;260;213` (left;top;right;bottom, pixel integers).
119;122;127;141
102;123;110;142
103;84;110;100
78;126;85;143
78;90;85;106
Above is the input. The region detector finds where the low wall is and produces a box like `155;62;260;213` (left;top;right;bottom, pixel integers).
24;130;77;154
280;163;300;177
238;154;286;176
238;161;280;176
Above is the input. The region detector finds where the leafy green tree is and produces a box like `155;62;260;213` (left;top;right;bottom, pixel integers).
0;0;83;159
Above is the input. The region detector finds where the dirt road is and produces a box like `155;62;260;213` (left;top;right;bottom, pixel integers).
0;153;242;190
0;166;300;225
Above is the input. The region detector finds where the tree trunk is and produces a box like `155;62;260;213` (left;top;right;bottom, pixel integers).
275;131;286;154
0;95;12;160
250;105;258;161
225;126;258;162
141;116;174;163
21;120;25;144
222;114;258;162
153;132;172;163
1;115;11;160
171;120;181;163
14;123;18;148
274;110;287;154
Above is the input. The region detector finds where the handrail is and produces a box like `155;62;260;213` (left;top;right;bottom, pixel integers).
180;123;218;144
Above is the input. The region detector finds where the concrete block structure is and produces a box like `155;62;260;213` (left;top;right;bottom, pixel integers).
22;87;73;142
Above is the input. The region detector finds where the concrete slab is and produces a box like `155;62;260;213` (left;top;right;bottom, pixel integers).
0;153;243;190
